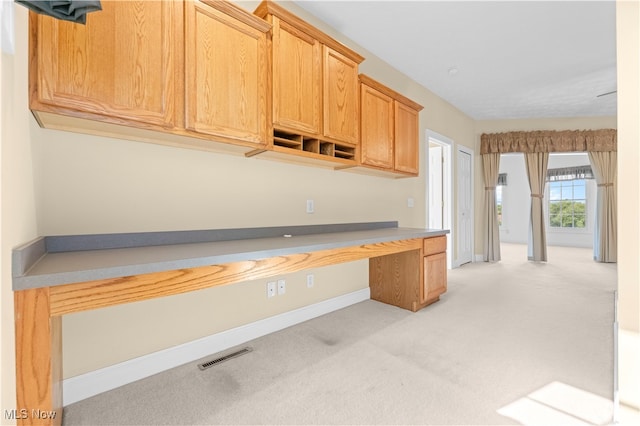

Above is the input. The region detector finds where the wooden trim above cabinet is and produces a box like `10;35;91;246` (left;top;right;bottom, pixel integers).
200;0;271;32
359;74;424;112
254;0;364;64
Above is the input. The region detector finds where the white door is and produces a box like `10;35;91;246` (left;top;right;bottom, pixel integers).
429;145;443;229
458;149;473;265
426;130;453;270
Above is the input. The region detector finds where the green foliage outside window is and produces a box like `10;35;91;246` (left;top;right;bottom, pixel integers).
548;180;586;228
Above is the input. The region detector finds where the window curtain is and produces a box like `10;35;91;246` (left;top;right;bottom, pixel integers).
482;153;501;261
588;151;617;262
525;152;549;261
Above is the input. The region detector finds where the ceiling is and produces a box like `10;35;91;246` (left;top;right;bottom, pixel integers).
292;0;617;121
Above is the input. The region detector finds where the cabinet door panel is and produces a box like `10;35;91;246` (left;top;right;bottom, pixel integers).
423;252;447;303
186;0;269;145
324;47;359;144
360;84;394;169
34;0;181;128
272;17;321;134
395;101;420;175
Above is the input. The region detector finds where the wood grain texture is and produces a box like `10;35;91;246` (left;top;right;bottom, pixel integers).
31;0;183;128
356;74;423;177
423;235;447;256
185;0;270;145
360;81;394;169
49;239;423;316
14;288;62;426
271;16;321;134
359;74;423;112
323;46;359;145
253;0;364;64
394;101;420;175
423;252;447;304
369;249;421;312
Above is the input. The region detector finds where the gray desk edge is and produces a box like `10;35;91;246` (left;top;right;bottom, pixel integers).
13;222;450;291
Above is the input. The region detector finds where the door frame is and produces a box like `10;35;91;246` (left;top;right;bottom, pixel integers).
425;129;453;269
456;145;475;266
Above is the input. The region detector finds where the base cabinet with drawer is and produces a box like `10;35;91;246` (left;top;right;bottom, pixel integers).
423;237;447;304
369;234;447;312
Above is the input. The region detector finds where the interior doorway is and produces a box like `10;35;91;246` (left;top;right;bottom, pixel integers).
426;130;453;269
457;146;474;266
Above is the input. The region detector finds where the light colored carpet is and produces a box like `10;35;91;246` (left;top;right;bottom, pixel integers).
63;243;617;425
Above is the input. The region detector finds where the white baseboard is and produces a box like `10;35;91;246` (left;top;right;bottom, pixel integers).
62;288;371;406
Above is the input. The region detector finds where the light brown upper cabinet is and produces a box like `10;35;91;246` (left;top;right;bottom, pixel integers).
359;74;424;177
29;0;271;153
254;1;364;167
360;83;395;169
30;0;183;130
323;47;359;145
185;0;271;146
270;15;321;135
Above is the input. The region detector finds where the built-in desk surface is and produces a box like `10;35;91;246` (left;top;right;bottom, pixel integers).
13;221;447;290
12;222;448;426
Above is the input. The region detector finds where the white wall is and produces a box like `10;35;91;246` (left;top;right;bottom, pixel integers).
498;154;529;244
616;0;640;410
499;153;596;249
1;2;39;421
1;0;477;390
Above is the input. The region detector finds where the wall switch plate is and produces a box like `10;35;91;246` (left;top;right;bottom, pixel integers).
267;281;276;298
407;197;415;208
306;199;314;214
277;279;286;295
306;274;314;288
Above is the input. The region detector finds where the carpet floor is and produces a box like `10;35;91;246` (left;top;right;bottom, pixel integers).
62;243;617;425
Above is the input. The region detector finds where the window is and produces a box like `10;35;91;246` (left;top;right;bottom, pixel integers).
548;179;587;228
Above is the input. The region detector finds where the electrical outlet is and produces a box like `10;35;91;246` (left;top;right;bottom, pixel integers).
267;281;276;298
306;274;314;288
306;199;314;214
277;279;286;295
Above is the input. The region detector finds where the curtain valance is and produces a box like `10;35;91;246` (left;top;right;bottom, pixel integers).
547;165;594;182
480;129;617;154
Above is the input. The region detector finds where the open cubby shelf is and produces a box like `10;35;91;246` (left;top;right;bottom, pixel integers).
272;128;356;161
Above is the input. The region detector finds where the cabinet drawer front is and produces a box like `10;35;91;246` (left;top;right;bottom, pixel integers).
423;235;446;255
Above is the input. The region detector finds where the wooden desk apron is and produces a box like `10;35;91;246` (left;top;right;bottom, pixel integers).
12;222;448;426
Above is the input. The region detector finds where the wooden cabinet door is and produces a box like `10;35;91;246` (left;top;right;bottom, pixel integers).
394;101;420;175
185;0;270;145
271;16;321;134
360;83;394;169
323;46;359;145
31;0;182;128
423;252;447;303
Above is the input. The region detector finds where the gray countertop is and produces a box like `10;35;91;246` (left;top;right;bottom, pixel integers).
12;222;448;291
